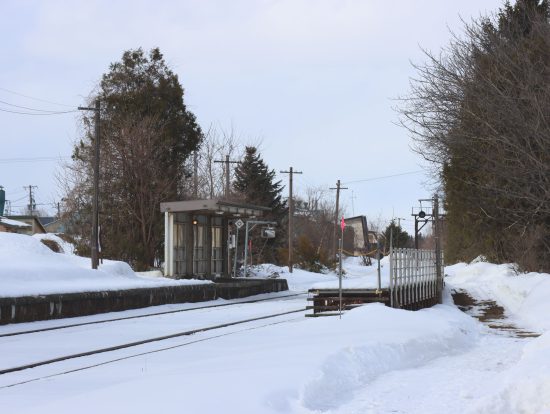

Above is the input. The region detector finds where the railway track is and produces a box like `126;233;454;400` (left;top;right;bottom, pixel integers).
0;307;306;389
0;292;307;338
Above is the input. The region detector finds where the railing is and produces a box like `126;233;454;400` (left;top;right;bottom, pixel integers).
389;248;444;309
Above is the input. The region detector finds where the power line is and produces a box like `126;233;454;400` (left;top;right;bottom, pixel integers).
0;99;75;113
0;107;77;116
10;195;28;203
0;156;71;164
0;86;75;108
343;170;424;185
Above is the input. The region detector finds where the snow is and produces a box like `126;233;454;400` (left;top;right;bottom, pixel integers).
32;233;76;255
0;233;210;298
0;301;479;414
1;243;549;413
467;331;550;414
446;261;550;331
0;216;30;227
248;256;390;291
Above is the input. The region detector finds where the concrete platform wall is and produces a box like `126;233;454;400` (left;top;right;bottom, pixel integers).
0;278;288;325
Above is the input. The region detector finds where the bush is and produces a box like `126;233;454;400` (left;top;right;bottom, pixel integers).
40;238;62;253
293;235;333;273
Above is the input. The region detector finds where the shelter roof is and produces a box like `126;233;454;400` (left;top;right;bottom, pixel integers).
160;199;270;217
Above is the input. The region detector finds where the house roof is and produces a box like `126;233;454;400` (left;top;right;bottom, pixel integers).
0;216;31;228
160;199;271;217
38;216;57;226
6;216;47;233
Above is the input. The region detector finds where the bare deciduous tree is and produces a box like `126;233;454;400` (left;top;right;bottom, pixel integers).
399;1;550;271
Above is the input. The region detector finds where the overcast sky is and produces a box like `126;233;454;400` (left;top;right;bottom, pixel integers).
1;0;504;234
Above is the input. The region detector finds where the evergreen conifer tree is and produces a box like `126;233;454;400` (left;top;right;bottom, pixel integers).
383;220;412;250
233;147;285;215
66;48;202;270
233;147;286;264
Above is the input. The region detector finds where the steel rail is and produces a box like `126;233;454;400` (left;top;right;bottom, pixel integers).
0;308;305;377
0;292;307;338
0;313;305;390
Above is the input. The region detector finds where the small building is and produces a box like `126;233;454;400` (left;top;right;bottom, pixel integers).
0;216;32;233
3;216;46;235
39;217;67;233
368;231;385;250
344;215;370;255
160;199;270;280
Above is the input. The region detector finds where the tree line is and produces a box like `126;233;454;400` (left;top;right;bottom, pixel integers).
400;0;550;272
61;47;349;271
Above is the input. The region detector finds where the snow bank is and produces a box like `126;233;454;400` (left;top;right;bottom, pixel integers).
310;256;390;290
33;233;76;255
249;256;390;292
0;233;209;297
246;263;338;292
446;261;550;331
286;303;479;411
468;332;550;413
1;300;478;414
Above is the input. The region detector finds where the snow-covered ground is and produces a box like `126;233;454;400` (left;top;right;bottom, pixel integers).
248;256;390;291
0;235;549;413
0;233;209;298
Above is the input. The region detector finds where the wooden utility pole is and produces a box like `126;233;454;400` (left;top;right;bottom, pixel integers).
330;180;348;261
214;155;239;198
433;195;442;304
23;185;37;215
78;100;101;270
280;167;302;273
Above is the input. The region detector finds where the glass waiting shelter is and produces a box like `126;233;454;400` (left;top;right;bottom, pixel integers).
160;199;270;280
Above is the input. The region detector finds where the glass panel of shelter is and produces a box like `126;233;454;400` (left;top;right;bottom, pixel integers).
211;216;223;276
193;215;208;276
174;213;188;276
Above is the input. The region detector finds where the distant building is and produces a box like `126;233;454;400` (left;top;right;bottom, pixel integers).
343;215;370;255
38;217;67;233
5;216;46;235
0;216;32;233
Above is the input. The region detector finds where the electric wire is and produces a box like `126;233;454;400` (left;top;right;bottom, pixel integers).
0;99;72;113
0;156;71;164
343;170;424;185
0;87;75;108
0;107;77;116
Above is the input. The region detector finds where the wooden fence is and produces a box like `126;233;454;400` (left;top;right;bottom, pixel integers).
389;248;444;310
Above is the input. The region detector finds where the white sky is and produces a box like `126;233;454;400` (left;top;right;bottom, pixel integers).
0;0;504;234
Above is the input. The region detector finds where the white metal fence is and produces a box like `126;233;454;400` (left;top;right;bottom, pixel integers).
389;248;444;309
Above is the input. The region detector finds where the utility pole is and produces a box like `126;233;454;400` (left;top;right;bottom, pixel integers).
214;155;239;198
280;167;302;273
23;185;37;215
330;180;348;261
433;194;442;304
78;100;101;270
